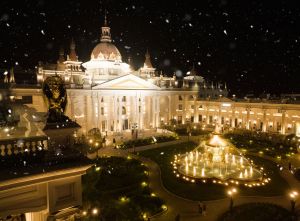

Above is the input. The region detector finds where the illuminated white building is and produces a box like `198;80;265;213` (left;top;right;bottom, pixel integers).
21;17;300;137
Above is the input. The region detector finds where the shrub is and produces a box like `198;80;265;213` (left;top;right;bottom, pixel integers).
119;135;178;149
219;203;293;221
294;168;300;181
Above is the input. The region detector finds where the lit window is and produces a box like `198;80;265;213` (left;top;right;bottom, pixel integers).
122;106;126;115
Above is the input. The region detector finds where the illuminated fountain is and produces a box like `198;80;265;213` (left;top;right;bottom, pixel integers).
173;126;263;183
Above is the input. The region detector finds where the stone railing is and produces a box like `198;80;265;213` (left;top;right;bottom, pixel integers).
0;136;48;157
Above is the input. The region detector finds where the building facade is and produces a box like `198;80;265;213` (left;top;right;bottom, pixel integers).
4;18;300;137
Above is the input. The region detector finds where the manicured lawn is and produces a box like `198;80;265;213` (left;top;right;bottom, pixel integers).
224;132;298;159
82;157;164;221
218;203;293;221
140;142;290;201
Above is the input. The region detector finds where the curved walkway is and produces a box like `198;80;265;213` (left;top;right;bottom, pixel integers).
98;146;300;221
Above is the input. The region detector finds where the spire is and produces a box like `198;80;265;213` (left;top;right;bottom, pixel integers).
69;38;77;61
191;63;196;77
4;71;8;83
104;9;108;27
58;47;65;63
128;56;135;71
9;67;15;83
100;12;112;43
144;49;153;68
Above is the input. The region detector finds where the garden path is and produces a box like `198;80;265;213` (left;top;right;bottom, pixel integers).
98;140;300;221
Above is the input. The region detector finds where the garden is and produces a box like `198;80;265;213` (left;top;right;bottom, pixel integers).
224;130;298;159
140;141;290;201
82;156;165;220
118;134;178;149
218;202;293;221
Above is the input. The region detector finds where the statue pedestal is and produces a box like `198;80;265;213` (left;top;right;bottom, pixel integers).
43;117;80;150
44;127;79;150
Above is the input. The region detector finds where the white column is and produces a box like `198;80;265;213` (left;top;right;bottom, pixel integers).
281;110;286;134
168;95;172;122
246;107;250;130
156;96;160;127
231;107;235;128
262;109;267;132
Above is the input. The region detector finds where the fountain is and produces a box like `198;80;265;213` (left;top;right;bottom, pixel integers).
174;126;263;183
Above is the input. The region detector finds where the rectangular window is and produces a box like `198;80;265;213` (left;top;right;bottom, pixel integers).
122;96;126;102
199;115;202;122
139;106;141;113
221;117;224;124
101;120;106;131
178;116;182;124
101;107;104;115
191;116;194;123
209;116;213;124
178;95;183;101
178;104;183;111
191;105;195;110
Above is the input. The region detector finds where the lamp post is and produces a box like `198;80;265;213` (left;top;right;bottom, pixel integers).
289;190;298;217
227;187;237;213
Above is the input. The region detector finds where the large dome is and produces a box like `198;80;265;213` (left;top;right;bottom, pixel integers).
91;42;122;62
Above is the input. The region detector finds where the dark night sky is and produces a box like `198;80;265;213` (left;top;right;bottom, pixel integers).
0;0;300;96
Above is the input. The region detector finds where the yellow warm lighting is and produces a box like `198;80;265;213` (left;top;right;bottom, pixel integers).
92;208;98;215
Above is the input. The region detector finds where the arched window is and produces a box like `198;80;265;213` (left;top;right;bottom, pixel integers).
122;106;126;115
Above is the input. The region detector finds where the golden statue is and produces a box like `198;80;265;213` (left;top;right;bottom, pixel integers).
43;76;67;123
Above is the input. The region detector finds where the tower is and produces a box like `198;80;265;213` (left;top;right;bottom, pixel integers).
9;67;15;84
139;49;155;78
69;38;78;61
100;13;112;43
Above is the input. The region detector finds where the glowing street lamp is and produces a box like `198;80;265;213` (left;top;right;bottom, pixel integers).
289;190;298;215
227;187;238;213
92;208;98;216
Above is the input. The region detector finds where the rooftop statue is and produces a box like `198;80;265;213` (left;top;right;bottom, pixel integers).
43;75;79;130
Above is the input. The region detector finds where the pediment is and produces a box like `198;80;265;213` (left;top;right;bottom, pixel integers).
92;74;161;90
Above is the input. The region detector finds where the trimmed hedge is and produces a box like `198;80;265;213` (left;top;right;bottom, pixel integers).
119;135;178;149
219;203;293;221
224;131;298;159
82;157;164;221
294;168;300;181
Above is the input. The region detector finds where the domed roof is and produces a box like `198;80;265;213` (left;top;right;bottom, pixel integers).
90;16;122;62
91;42;122;61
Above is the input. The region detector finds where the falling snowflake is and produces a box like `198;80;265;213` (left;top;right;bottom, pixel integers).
224;30;227;35
165;19;170;23
41;30;45;35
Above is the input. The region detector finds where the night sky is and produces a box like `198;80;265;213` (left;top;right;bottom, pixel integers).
0;0;300;96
